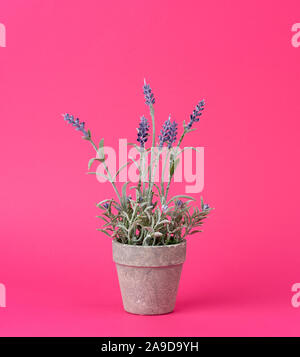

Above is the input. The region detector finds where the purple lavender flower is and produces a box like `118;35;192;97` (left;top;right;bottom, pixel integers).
137;116;150;148
143;79;155;106
103;203;109;209
203;203;210;210
186;100;205;130
167;120;178;149
175;199;183;208
158;116;178;149
63;113;88;137
158;116;171;148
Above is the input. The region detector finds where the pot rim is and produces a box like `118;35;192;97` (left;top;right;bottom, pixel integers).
112;238;187;267
112;238;186;248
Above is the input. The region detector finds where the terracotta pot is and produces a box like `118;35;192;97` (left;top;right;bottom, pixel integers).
112;239;186;315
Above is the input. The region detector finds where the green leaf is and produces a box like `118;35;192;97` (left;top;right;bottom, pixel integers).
88;157;106;170
88;158;95;169
96;205;106;210
96;216;109;223
87;172;110;181
169;158;180;177
96;198;113;206
178;147;202;156
82;129;92;140
167;195;196;205
157;219;170;225
96;229;111;237
120;181;130;208
122;181;129;198
153;183;162;198
128;155;140;170
98;138;105;159
127;143;143;152
112;161;131;181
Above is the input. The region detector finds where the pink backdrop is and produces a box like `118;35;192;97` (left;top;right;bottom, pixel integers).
1;0;300;336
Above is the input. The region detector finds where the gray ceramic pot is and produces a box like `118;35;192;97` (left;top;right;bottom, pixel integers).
112;239;186;315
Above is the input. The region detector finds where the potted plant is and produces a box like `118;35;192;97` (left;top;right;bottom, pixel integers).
62;80;212;315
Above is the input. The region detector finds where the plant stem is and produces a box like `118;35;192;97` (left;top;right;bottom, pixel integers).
177;129;187;147
161;148;170;202
142;150;146;193
89;138;122;202
164;129;187;202
148;104;155;202
148;147;162;202
137;148;144;195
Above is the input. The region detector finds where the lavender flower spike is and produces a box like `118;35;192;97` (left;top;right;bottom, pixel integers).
186;99;205;130
143;79;155;106
63;113;89;137
137;115;150;148
167;120;178;149
158;116;171;148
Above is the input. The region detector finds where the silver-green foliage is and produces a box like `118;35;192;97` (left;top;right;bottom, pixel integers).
96;187;212;245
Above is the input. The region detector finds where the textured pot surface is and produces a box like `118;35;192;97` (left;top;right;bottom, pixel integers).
112;239;186;315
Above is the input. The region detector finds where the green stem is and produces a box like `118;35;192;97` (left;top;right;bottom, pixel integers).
148;105;155;184
177;129;187;147
148;148;162;202
164;165;172;203
138;148;145;196
142;151;146;193
147;104;155;203
164;129;187;202
88;138;122;202
161;148;170;201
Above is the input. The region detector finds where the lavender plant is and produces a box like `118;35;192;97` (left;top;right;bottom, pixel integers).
62;80;212;245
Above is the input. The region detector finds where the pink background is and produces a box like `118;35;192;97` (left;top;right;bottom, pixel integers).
1;0;300;336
